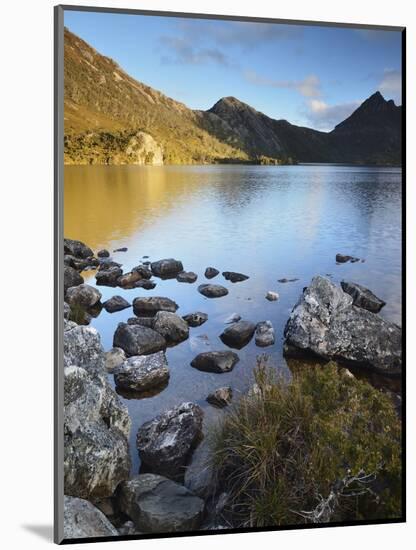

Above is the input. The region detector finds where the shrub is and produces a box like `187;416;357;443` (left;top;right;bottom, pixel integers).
209;358;401;527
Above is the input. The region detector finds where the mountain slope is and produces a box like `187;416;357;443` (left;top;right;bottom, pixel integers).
64;28;402;166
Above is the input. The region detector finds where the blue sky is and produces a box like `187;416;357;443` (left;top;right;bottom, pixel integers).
64;10;402;131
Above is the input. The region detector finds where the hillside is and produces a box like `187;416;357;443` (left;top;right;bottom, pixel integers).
64;28;402;166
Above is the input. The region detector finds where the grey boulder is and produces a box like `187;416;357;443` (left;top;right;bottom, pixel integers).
153;311;189;344
95;267;123;287
103;295;131;313
340;280;386;313
104;347;126;373
190;351;239;373
63;496;118;539
198;284;228;298
66;284;102;309
255;321;275;347
151;258;184;277
113;322;166;357
133;296;178;316
114;352;169;392
220;320;256;349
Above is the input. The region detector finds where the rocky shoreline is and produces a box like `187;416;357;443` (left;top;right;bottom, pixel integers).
62;238;402;539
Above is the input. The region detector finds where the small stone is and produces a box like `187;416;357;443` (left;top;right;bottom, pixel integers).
114;247;128;252
117;271;142;288
104;347;126;372
266;291;279;301
220;320;256;349
103;295;131;313
198;284;228;298
277;277;299;283
205;267;219;279
207;387;232;408
97;249;110;258
176;271;198;283
222;271;249;283
66;284;102;309
182;312;208;327
336;253;352;263
190;351;239;373
255;321;275;347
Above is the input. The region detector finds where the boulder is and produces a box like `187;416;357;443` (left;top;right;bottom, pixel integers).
64;266;84;294
97;249;110;258
103;295;131;313
182;312;208;327
104;347;126;373
117;271;142;288
266;291;279;301
114;352;169;392
284;276;402;375
131;265;152;279
133;296;178;316
220;320;256;349
224;312;241;324
64;238;94;259
198;284;228;298
176;271;198;283
151;258;184;277
255;321;275;347
340;281;386;313
117;474;204;533
190;351;239;373
207;387;232;408
222;271;249;283
136;402;203;479
127;317;155;328
95;267;123;287
113;322;166;357
64;320;104;374
63;496;118;539
64;255;99;271
66;284;102;309
153;311;189;344
184;439;215;499
98;259;122;271
205;267;219;279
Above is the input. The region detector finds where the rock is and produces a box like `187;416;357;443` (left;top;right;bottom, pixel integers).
151;258;184;277
127;317;155;328
132;279;157;290
198;284;228;298
104;347;126;373
64;266;84;294
98;259;122;271
131;265;152;279
222;271;249;283
103;295;131;313
184;439;215;499
117;271;142;288
182;312;208;327
63;496;118;539
66;284;102;309
94;497;115;518
340;280;386;313
117;474;204;533
277;277;299;283
224;312;241;324
205;267;219;279
266;291;279;301
190;351;239;373
283;276;402;375
176;271;198;283
97;249;110;258
95;267;123;287
336;253;352;263
189;334;211;353
114;247;128;252
153;311;189;344
63;320;104;374
136;403;203;479
117;521;140;536
114;352;169;392
64;301;71;319
64;255;98;271
207;387;232;408
220;320;256;349
113;322;166;357
64;238;94;259
133;296;178;316
255;321;275;347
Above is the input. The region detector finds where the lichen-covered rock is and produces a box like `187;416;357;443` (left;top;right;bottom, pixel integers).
182;312;208;327
63;496;118;539
284;276;401;374
340;280;386;313
117;474;204;533
64;265;84;294
64;238;94;259
64;320;104;374
207;387;232;408
255;321;275;347
133;296;178;316
198;284;228;298
220;320;256;349
222;271;249;283
153;311;189;344
113;322;166;356
151;258;184;277
66;284;102;309
190;351;239;373
103;295;131;313
95;266;123;287
114;352;169;392
104;347;126;373
136;402;203;479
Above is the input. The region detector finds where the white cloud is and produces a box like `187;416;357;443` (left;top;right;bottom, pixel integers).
244;70;321;98
379;69;402;103
303;99;361;131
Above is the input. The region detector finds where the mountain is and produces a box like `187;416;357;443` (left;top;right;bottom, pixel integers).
63;28;402;166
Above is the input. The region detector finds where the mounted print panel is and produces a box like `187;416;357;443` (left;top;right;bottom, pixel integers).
54;4;405;544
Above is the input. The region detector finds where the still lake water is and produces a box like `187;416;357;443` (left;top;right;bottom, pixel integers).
64;164;402;473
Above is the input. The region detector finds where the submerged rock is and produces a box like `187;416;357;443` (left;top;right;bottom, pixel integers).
103;295;131;313
222;271;249;283
64;238;94;259
340;280;386;313
224;312;241;324
198;284;228;298
220;320;256;349
95;267;123;287
64;266;84;294
104;347;126;373
207;387;232;408
182;312;208;327
114;352;169;392
266;291;279;301
63;496;118;539
66;284;102;309
117;474;204;533
133;296;178;316
153;311;189;344
151;258;184;277
113;322;166;357
190;351;239;373
284;276;401;375
176;271;198;283
255;321;275;347
336;253;360;264
278;277;299;283
136;402;203;479
205;267;219;279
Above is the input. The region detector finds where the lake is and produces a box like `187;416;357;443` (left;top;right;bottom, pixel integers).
64;164;402;473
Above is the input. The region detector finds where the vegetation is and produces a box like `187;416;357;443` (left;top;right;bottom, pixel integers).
210;358;402;527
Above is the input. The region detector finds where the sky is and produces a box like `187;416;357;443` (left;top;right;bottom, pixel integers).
64;10;402;131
